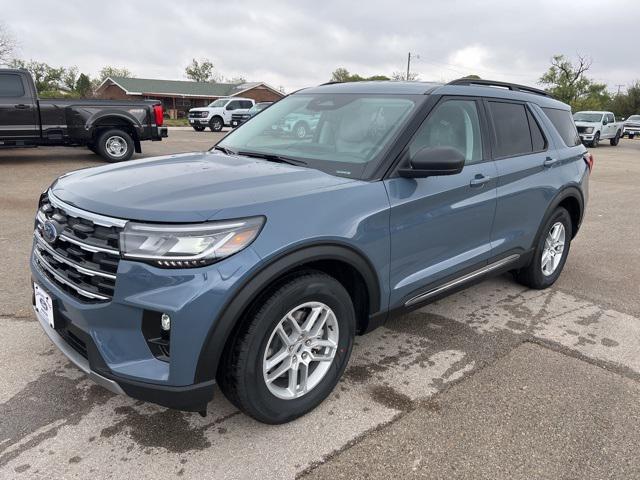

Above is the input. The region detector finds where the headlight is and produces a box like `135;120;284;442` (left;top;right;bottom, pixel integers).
120;217;264;268
585;127;594;134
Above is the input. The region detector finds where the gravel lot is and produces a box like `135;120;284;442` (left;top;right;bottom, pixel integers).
1;131;639;479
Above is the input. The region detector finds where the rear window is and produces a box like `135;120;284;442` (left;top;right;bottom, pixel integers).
543;108;581;147
489;101;534;157
0;74;25;97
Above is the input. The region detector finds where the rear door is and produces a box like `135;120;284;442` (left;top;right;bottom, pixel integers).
0;72;38;140
487;100;574;260
385;97;498;307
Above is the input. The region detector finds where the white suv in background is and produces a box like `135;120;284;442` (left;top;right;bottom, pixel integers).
188;97;255;132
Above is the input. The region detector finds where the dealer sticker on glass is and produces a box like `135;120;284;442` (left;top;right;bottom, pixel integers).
34;283;55;328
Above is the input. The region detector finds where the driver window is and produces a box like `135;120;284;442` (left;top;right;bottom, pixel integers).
409;99;483;165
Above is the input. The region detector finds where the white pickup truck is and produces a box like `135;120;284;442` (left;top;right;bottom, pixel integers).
573;111;624;147
188;97;255;132
622;114;640;139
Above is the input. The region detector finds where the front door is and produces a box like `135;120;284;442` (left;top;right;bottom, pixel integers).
385;97;497;307
0;72;37;140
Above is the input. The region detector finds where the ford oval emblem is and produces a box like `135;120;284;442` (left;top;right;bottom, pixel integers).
43;220;59;244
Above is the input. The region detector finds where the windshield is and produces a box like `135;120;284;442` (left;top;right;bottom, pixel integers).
218;93;418;179
627;115;640;122
208;99;230;108
573;112;603;122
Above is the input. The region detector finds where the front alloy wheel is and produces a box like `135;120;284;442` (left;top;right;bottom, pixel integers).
263;302;339;400
218;271;355;424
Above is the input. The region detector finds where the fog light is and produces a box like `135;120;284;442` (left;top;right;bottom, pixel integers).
161;313;171;331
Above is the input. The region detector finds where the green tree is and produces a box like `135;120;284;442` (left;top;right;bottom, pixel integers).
9;59;64;93
75;73;92;97
330;67;390;83
539;54;610;110
98;66;134;81
61;66;79;91
606;81;640;118
185;58;219;82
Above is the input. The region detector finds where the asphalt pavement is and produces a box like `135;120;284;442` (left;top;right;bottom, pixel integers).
0;131;638;479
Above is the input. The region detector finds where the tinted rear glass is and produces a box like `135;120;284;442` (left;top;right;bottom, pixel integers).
489;101;533;157
544;108;581;146
0;74;25;97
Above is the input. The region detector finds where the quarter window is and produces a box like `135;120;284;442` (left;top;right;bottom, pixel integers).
489;101;535;157
0;74;25;97
527;110;547;152
409;99;483;165
542;107;581;147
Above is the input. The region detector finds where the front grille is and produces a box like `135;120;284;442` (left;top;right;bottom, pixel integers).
189;111;207;118
577;126;589;134
33;193;125;302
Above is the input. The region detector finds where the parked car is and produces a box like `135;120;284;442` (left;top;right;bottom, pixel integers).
31;78;591;424
271;111;320;138
0;68;167;162
622;114;640;139
231;102;272;128
188;97;255;132
573;110;624;147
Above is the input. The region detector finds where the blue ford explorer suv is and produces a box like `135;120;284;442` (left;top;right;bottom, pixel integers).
31;79;592;424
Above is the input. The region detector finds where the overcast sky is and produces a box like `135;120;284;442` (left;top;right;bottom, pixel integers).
3;0;639;93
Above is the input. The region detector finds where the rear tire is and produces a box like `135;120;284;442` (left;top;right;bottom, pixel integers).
590;132;600;148
218;271;355;424
96;129;134;162
610;131;621;146
514;207;572;290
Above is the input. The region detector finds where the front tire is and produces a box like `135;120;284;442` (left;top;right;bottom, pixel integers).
590;132;600;148
96;129;134;162
193;126;206;132
514;207;572;289
210;116;224;132
218;271;355;424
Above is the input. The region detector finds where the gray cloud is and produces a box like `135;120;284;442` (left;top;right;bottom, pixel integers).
4;0;639;92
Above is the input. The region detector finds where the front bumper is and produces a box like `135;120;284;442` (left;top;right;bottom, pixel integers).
579;134;595;142
30;243;262;411
188;118;210;125
623;128;640;136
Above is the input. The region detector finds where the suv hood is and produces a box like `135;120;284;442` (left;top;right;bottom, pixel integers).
51;151;357;222
574;121;599;127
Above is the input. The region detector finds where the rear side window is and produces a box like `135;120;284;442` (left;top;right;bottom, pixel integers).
527;110;546;151
542;107;581;147
0;74;25;97
489;101;534;157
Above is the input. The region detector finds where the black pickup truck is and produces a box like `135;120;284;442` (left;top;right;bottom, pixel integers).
0;68;167;162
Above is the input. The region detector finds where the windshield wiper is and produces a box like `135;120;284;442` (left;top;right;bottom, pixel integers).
212;145;237;155
236;151;308;166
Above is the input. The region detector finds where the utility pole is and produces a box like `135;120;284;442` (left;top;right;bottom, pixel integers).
406;52;419;81
616;84;624;96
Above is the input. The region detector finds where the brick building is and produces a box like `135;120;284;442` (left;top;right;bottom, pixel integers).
96;77;284;118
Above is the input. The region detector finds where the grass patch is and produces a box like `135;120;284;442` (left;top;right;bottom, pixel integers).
164;118;190;127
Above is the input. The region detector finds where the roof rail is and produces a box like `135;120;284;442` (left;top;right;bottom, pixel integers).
447;78;552;98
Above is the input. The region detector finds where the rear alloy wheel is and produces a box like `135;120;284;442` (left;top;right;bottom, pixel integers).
210;117;224;132
514;207;572;289
96;129;134;162
591;132;600;148
610;131;620;146
218;271;355;424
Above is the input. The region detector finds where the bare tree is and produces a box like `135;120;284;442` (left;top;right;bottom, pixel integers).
0;23;17;66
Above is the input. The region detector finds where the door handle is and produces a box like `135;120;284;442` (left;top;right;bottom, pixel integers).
14;104;31;109
469;175;491;187
543;157;558;167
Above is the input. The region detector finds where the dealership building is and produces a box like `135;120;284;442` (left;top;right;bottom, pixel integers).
96;77;285;118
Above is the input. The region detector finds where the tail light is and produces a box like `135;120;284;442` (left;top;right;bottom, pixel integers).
583;152;594;172
153;104;164;127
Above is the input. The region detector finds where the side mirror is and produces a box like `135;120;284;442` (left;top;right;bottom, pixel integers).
602;118;608;125
398;146;465;178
